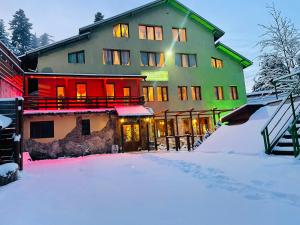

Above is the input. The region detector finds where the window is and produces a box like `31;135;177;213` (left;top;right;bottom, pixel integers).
230;86;239;100
30;121;54;139
211;57;224;69
106;84;115;97
68;51;85;64
178;86;188;101
175;54;197;67
113;24;129;38
143;87;154;102
82;119;91;136
172;28;187;42
56;86;65;110
157;86;168;102
214;86;224;100
191;86;202;101
139;25;163;40
28;78;38;96
103;49;130;66
140;52;165;67
123;87;131;103
76;83;87;100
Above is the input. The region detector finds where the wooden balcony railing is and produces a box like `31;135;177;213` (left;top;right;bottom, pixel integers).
24;96;145;110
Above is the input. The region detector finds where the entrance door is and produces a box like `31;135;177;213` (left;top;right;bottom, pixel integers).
56;86;65;109
122;123;141;152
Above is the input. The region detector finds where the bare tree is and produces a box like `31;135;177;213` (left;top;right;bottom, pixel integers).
258;3;300;74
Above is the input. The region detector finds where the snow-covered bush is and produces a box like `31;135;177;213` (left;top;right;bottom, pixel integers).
0;163;19;186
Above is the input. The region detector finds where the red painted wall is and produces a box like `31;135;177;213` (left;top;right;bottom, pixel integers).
0;79;23;98
26;76;141;98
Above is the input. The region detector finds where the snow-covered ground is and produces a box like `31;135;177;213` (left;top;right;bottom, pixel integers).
0;114;12;129
0;151;299;225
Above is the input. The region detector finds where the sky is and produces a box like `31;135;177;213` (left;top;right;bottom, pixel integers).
0;0;299;92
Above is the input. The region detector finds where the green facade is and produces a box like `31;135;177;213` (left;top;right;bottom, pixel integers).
33;1;251;113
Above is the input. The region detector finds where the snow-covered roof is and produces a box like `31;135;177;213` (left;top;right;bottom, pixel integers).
115;106;154;117
24;108;115;116
0;97;24;102
0;115;12;129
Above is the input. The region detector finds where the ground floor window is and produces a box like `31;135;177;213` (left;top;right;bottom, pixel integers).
30;121;54;139
155;119;174;138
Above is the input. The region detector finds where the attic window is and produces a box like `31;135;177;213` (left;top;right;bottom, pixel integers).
68;51;85;64
211;57;224;69
113;24;129;38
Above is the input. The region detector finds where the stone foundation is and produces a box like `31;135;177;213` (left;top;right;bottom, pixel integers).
24;116;118;160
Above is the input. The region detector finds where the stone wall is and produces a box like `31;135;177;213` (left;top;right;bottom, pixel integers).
24;115;118;160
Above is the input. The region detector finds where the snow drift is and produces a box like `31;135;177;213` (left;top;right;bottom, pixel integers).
198;105;277;155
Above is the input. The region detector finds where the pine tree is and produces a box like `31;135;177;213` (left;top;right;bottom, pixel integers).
9;9;32;55
30;33;39;49
0;19;10;47
39;33;54;47
253;53;289;92
94;12;104;23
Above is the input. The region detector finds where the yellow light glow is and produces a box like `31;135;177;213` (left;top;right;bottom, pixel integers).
120;118;125;123
166;50;173;56
193;119;197;124
145;118;150;123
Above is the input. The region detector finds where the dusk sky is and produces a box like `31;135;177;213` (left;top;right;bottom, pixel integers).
1;0;299;92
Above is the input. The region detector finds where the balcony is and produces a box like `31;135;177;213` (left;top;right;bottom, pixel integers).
24;96;145;110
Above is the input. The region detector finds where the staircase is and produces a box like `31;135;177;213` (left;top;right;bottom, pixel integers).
261;72;300;157
0;98;23;169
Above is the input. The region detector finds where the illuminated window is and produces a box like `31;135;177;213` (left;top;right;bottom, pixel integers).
113;24;129;38
175;53;197;67
123;87;131;97
172;28;187;42
103;49;130;66
214;86;224;100
140;52;165;67
106;84;115;97
56;86;65;109
143;86;154;102
191;86;201;101
68;51;85;64
230;86;239;100
157;86;168;102
178;86;188;101
139;25;163;40
76;84;87;100
211;57;224;69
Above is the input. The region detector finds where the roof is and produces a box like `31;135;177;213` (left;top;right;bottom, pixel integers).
115;106;154;117
21;0;225;57
215;42;253;68
0;40;21;64
24;108;115;116
19;32;90;57
25;72;147;79
79;0;224;41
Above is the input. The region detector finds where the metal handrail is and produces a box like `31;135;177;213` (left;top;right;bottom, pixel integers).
261;79;300;154
261;80;300;133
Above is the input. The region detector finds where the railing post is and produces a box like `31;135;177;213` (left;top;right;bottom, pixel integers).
290;94;296;120
187;134;191;151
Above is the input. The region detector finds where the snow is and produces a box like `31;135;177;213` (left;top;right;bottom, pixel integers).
115;105;154;117
0;163;18;177
0;114;12;129
0;152;299;225
198;105;278;155
24;108;114;115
